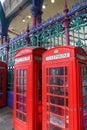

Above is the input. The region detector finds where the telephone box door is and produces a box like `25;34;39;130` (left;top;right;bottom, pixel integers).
0;69;6;106
14;66;28;130
79;63;87;130
43;62;73;130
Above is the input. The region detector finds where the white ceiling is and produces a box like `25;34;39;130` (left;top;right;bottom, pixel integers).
8;0;80;39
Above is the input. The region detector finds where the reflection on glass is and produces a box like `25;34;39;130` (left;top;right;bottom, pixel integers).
16;111;18;118
66;99;68;107
83;96;87;105
19;87;23;93
50;124;62;130
83;87;87;96
50;114;64;127
50;77;64;86
19;95;23;102
66;88;68;96
23;87;26;94
20;104;23;111
24;70;26;77
50;105;64;116
82;78;87;86
23;105;26;113
24;78;26;86
82;68;87;76
50;96;64;106
49;67;64;76
65;78;68;86
50;86;64;96
23;97;26;104
19;113;22;120
23;115;26;122
20;70;23;77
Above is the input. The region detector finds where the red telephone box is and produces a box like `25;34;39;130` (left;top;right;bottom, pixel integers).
42;46;87;130
0;61;7;107
13;47;46;130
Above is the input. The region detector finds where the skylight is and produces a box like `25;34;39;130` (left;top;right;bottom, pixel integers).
0;0;5;4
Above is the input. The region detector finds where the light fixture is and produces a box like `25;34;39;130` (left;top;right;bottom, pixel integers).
51;0;55;3
22;18;25;23
42;4;46;9
27;15;31;19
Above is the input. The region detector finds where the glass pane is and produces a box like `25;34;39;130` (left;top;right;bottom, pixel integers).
23;96;26;104
66;87;68;96
82;68;87;76
50;96;64;106
23;115;26;122
83;87;87;96
19;95;23;103
82;78;87;86
50;105;64;116
16;111;19;118
50;114;64;127
49;68;64;76
19;113;22;120
83;96;87;105
23;105;26;113
19;78;23;85
50;124;62;130
24;70;26;77
65;78;68;86
50;77;64;86
24;78;26;86
20;104;23;112
65;67;68;75
20;70;23;77
66;99;68;107
19;87;23;93
50;86;64;96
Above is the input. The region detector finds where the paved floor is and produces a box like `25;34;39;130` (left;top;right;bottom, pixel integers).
0;107;13;130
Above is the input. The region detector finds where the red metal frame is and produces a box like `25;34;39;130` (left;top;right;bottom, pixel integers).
0;61;7;107
13;47;46;130
42;46;87;130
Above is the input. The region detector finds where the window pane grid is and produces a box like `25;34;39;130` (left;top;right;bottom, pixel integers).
46;67;69;129
16;69;27;123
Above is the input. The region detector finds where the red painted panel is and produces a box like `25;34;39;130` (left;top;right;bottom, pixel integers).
42;46;87;130
13;47;46;130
